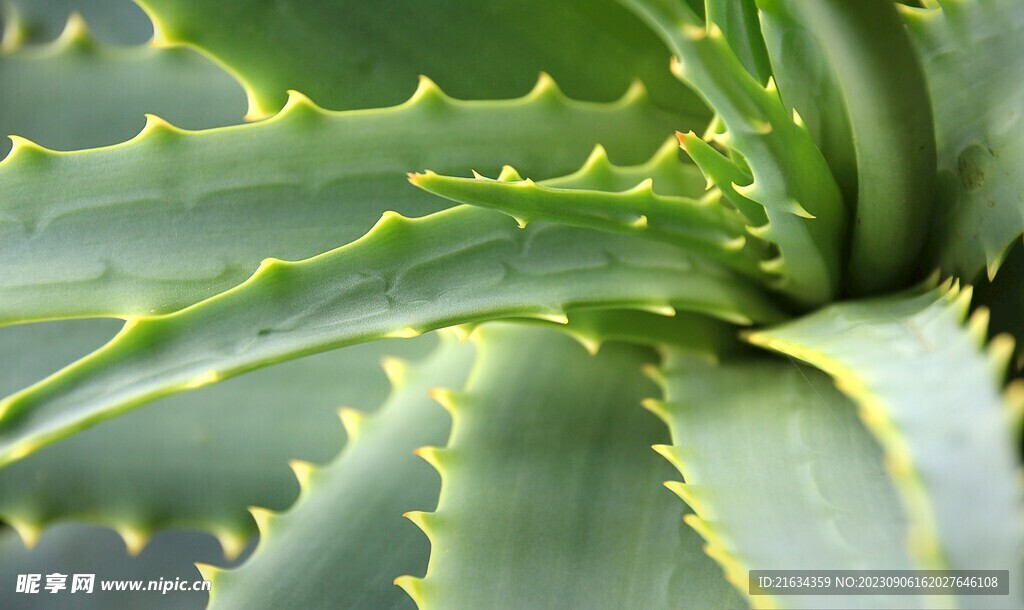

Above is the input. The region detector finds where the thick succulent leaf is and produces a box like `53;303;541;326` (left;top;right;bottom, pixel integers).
540;137;708;199
902;0;1024;281
648;354;919;609
705;0;772;83
748;286;1024;604
0;524;230;609
1;0;151;45
0;319;433;554
410;169;771;280
975;242;1024;377
543;309;741;357
0;204;782;465
135;0;707;119
754;0;854;202
0;13;244;159
398;324;742;609
619;0;846;306
205;330;476;610
0;77;685;325
757;0;935;294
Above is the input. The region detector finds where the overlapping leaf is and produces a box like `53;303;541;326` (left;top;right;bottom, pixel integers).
0;13;244;158
0;203;781;466
0;524;228;609
757;0;935;293
135;0;707;118
902;0;1024;281
399;324;742;609
0;76;685;324
648;354;919;609
1;0;152;45
619;0;846;305
749;286;1024;607
411;159;772;281
206;331;476;609
0;319;434;554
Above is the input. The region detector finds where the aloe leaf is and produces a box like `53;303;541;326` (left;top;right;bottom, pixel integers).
901;0;1024;281
0;204;782;465
134;0;706;119
0;319;433;555
0;76;685;324
1;0;151;45
0;13;244;159
756;0;935;294
754;0;854;202
705;0;772;83
546;309;740;357
205;330;476;610
540;137;708;199
747;286;1024;604
648;354;920;609
976;243;1024;377
398;324;742;609
410;168;771;281
619;0;846;306
0;524;228;609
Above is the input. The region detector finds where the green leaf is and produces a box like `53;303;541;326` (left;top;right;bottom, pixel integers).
0;523;227;609
0;76;686;324
540;136;708;199
205;330;476;610
619;0;846;306
135;0;707;119
754;0;855;203
975;243;1024;378
747;286;1024;600
0;204;782;465
757;0;936;294
705;0;772;83
649;354;925;609
0;13;244;159
398;324;742;609
542;309;742;358
902;0;1024;281
1;0;152;45
0;318;434;556
410;166;772;281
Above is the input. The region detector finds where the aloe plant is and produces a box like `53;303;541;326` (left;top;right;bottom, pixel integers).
0;0;1022;608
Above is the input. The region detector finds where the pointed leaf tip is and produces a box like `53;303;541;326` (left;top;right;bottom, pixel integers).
529;71;562;100
281;89;322;115
427;387;458;413
402;510;435;534
380;356;408;386
139;114;179;139
6;135;49;158
409;75;449;106
215;530;248;562
497;165;523;182
116;526;149;556
288;459;317;488
412;446;444;471
641;398;670;422
57;11;94;49
337;407;366;440
194;562;220;584
248;506;275;535
8;519;41;550
619;78;650;105
531;312;569;325
394;575;425;602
